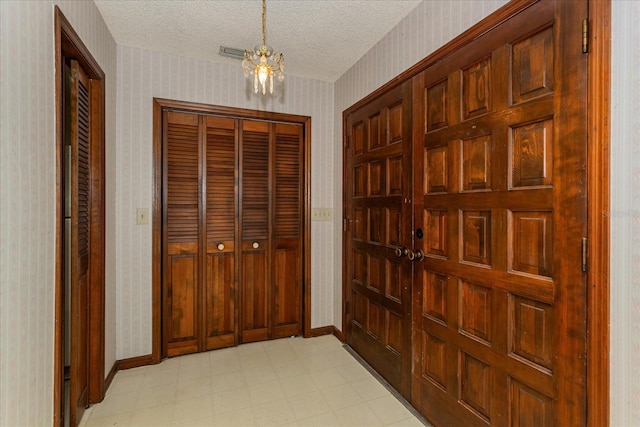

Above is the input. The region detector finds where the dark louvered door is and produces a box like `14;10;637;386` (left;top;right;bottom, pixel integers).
162;111;304;355
204;116;238;350
272;123;303;338
163;111;201;357
240;120;271;343
69;60;90;426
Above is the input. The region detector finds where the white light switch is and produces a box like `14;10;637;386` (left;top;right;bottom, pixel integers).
312;208;333;221
136;208;149;225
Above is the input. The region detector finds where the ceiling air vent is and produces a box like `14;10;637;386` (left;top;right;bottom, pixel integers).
219;46;245;60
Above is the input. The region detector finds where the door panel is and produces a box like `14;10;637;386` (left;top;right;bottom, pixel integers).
273;245;300;337
411;1;587;425
163;111;201;357
240;120;270;342
204;116;237;350
273;123;303;338
69;60;90;426
205;248;235;349
345;80;413;398
241;244;269;342
166;248;198;354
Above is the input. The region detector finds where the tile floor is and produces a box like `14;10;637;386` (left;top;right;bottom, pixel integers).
79;335;428;427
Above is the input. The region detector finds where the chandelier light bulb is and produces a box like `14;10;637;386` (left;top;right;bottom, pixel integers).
258;63;269;95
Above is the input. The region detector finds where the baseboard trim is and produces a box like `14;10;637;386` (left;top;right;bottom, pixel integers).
104;362;117;391
332;326;344;342
116;354;155;371
307;326;333;337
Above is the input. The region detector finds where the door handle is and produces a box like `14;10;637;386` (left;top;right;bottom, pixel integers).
407;249;425;262
395;247;410;258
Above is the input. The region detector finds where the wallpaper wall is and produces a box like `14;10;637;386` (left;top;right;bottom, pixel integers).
610;1;640;424
115;46;335;359
0;0;637;424
332;0;509;327
0;1;117;425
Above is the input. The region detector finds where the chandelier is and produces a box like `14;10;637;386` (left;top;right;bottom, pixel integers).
242;0;284;95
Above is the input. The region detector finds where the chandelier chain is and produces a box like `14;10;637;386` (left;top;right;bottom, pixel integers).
262;0;267;47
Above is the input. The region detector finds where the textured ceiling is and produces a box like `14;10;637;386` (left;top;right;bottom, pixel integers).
94;0;422;82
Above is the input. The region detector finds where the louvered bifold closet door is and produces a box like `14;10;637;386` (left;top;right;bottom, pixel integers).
272;123;303;338
69;60;90;426
240;120;271;343
163;111;201;357
204;116;238;350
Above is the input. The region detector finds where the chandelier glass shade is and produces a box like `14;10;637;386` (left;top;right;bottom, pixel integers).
242;0;284;95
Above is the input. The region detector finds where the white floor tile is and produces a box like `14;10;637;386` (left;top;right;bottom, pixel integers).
288;390;332;420
333;402;385;427
297;411;342;427
350;377;392;401
211;386;252;414
141;367;178;389
89;390;138;420
251;398;297;426
107;372;145;396
173;396;214;423
335;361;371;383
320;383;363;410
175;377;212;401
210;371;246;393
129;403;175;427
367;395;415;425
248;379;286;405
85;411;132;427
279;373;319;398
212;406;256;426
83;336;426;427
136;383;177;409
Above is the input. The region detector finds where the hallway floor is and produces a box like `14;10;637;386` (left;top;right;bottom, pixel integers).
79;335;428;426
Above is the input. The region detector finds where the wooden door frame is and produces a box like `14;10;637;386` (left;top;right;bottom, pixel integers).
151;98;312;362
54;7;107;426
341;0;610;425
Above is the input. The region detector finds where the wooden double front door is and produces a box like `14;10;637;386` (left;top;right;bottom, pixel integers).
344;0;588;425
162;108;305;357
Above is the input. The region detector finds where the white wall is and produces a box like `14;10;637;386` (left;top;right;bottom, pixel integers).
0;0;117;425
610;1;640;424
115;46;335;359
332;0;509;328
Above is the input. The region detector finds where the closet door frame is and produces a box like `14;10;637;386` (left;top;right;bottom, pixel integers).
151;98;312;361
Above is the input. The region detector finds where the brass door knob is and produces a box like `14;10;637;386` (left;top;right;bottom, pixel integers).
408;249;425;261
395;247;410;258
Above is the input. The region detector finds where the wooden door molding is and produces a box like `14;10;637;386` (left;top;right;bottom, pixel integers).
587;1;611;425
342;0;610;425
54;6;106;426
152;98;312;361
